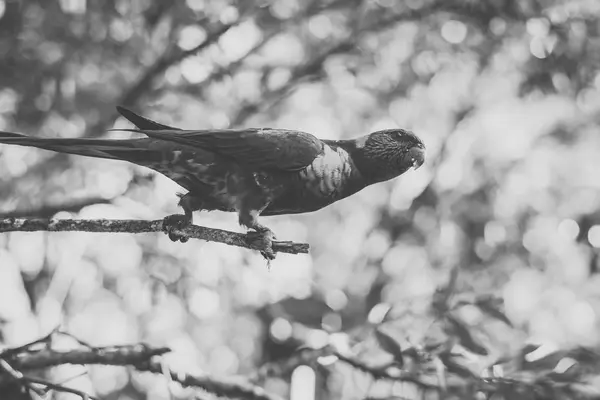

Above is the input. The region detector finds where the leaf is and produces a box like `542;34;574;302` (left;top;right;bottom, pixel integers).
375;328;403;365
475;296;513;326
445;315;489;356
438;352;477;379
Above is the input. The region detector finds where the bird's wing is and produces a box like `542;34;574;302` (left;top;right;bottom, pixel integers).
116;106;181;131
132;128;324;172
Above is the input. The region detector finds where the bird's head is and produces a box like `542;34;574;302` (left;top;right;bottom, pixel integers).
354;129;425;183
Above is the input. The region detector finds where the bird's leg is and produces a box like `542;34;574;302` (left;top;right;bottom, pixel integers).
246;223;276;261
239;208;276;260
163;193;202;243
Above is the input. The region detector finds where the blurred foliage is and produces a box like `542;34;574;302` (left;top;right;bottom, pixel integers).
1;0;600;399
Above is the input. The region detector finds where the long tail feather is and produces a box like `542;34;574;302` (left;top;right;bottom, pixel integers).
116;106;180;131
0;106;186;165
0;130;150;161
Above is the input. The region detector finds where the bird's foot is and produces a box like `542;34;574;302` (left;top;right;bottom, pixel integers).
246;228;277;261
162;214;192;243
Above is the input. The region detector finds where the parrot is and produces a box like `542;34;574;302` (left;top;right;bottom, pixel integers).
0;107;425;259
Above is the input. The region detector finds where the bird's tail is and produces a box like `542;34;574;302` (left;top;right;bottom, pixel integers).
0;130;151;162
0;107;176;163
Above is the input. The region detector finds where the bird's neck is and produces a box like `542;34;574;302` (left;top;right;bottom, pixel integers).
326;138;383;187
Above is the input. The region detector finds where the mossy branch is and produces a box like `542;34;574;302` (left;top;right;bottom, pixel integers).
0;218;310;256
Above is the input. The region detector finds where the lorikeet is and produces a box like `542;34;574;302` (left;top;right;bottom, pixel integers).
0;107;425;258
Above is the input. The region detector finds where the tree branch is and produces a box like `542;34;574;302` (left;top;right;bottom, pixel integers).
139;360;283;400
1;337;282;400
117;20;241;110
1;344;167;399
0;218;310;255
7;345;170;371
229;1;444;127
167;0;348;100
251;346;443;391
20;376;100;400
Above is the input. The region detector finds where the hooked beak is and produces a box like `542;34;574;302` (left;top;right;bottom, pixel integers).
408;146;425;170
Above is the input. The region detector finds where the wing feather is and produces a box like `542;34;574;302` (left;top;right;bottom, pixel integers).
114;107;324;171
135;128;324;171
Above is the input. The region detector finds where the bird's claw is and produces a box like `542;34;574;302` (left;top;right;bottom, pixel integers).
162;214;191;243
246;229;277;261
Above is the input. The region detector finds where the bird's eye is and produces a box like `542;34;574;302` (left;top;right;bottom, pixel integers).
392;130;407;141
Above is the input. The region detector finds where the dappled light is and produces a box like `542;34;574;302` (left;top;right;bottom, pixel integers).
1;0;600;399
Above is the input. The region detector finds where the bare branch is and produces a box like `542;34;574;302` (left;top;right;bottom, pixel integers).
252;346;443;390
167;0;348;100
230;2;443;127
138;360;284;400
1;341;281;400
0;218;310;255
0;358;46;397
7;345;169;371
115;3;263;113
118;20;241;110
165;29;278;99
253;345;596;397
23;376;98;400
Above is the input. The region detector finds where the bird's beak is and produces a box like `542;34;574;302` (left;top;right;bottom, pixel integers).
409;146;425;170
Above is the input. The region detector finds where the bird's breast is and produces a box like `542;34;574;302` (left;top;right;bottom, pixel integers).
299;145;353;199
261;145;361;215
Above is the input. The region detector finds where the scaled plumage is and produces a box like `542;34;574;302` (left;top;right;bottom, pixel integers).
0;107;425;258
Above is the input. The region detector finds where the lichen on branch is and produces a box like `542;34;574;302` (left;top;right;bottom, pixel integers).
0;218;310;256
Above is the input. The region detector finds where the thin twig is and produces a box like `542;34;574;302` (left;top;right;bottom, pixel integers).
252;345;535;395
118;20;242;110
25;376;98;400
138;360;284;400
171;28;279;99
112;3;258;117
0;358;46;397
0;327;58;358
252;346;443;390
230;2;443;127
0;218;310;255
1;342;164;397
168;0;346;100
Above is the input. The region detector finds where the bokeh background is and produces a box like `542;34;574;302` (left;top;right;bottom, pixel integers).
1;0;600;399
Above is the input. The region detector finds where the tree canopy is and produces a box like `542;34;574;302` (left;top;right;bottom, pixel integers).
1;0;600;399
